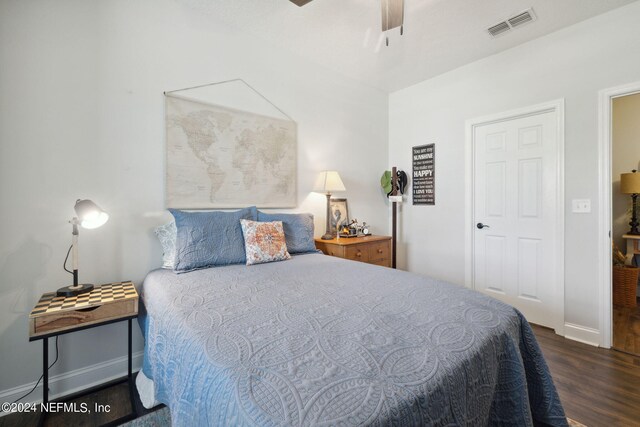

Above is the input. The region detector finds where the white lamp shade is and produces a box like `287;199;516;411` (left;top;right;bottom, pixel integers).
74;199;109;229
80;211;109;229
314;171;346;193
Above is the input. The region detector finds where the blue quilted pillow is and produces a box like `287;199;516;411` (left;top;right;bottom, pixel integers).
169;207;257;272
257;211;316;254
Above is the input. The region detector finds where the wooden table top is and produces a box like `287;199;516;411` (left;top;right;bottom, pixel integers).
314;235;391;246
622;234;640;240
29;281;137;318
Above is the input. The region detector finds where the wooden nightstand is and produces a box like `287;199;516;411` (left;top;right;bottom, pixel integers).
315;235;392;267
29;281;139;424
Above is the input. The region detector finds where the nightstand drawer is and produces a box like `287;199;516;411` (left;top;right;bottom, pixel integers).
314;235;392;268
370;258;392;267
369;241;390;261
345;245;370;262
32;299;137;337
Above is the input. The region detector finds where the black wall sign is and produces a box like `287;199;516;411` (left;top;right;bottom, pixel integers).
412;144;435;205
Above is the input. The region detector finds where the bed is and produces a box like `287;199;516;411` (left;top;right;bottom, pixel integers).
138;252;567;426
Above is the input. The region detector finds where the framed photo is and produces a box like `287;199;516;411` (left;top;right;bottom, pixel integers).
330;198;349;235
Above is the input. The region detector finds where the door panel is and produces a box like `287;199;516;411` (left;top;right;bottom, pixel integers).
473;111;559;330
484;235;507;294
517;237;541;300
518;158;542;219
486;162;506;217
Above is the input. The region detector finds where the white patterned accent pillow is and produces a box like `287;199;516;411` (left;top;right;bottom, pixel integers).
240;220;291;266
154;221;177;269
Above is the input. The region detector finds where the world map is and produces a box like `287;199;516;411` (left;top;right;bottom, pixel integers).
166;95;297;208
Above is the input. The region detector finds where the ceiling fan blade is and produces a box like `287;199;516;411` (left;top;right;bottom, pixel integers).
382;0;404;31
290;0;314;6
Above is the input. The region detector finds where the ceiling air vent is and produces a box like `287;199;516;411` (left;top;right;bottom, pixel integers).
487;8;537;38
488;21;511;37
508;9;536;28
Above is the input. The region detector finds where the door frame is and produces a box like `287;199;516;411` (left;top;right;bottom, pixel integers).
598;81;640;349
464;99;565;335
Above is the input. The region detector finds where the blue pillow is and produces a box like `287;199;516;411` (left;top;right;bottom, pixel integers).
257;211;316;254
169;207;257;272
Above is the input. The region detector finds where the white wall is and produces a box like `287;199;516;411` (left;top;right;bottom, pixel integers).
0;0;388;400
389;2;640;343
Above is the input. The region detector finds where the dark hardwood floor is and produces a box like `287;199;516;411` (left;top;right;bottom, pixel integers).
613;298;640;355
533;324;640;427
0;376;160;427
2;328;640;426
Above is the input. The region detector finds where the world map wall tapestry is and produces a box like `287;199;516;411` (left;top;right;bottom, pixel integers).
165;93;297;209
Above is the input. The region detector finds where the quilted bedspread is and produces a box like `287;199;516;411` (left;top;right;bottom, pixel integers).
140;253;567;426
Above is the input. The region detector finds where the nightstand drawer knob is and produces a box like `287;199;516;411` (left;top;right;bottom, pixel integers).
356;251;362;257
377;249;383;253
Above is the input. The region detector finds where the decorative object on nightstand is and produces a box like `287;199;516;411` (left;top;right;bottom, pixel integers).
29;282;139;424
57;199;109;297
330;198;349;236
621;170;640;235
315;235;392;267
339;219;371;237
314;171;346;240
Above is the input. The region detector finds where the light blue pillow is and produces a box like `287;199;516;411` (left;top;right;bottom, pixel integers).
257;211;316;254
169;207;257;272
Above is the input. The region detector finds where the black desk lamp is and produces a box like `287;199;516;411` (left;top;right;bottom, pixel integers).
56;199;109;297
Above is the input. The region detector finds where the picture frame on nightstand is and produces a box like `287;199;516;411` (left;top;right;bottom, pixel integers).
329;198;349;236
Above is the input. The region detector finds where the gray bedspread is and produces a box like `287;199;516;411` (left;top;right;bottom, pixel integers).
140;253;567;426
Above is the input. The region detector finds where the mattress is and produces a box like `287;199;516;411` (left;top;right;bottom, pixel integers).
139;253;567;426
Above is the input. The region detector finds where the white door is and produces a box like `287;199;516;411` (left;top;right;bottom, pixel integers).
473;110;561;330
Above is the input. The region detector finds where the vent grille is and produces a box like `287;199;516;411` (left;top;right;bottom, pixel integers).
488;22;511;37
487;8;537;38
508;10;535;28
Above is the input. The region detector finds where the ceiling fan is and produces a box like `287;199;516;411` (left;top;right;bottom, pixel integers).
289;0;404;46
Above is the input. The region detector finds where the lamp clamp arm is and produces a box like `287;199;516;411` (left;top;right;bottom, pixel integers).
70;217;80;235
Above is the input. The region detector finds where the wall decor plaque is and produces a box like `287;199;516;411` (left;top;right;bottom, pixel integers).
412;144;435;205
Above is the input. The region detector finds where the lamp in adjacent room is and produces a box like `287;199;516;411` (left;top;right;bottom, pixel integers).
314;171;346;240
621;170;640;235
56;199;109;297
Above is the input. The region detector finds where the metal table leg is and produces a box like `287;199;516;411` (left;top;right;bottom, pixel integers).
128;319;136;415
128;319;132;380
43;337;48;404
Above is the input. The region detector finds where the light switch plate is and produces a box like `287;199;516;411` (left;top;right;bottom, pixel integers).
572;199;591;213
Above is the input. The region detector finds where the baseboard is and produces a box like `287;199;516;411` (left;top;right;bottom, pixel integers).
563;322;601;347
0;351;143;416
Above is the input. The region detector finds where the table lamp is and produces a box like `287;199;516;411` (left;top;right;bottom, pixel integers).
621;170;640;235
57;199;109;297
314;171;346;240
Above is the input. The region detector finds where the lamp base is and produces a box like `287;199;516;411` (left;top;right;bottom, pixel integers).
57;283;94;297
628;193;640;235
321;233;334;240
